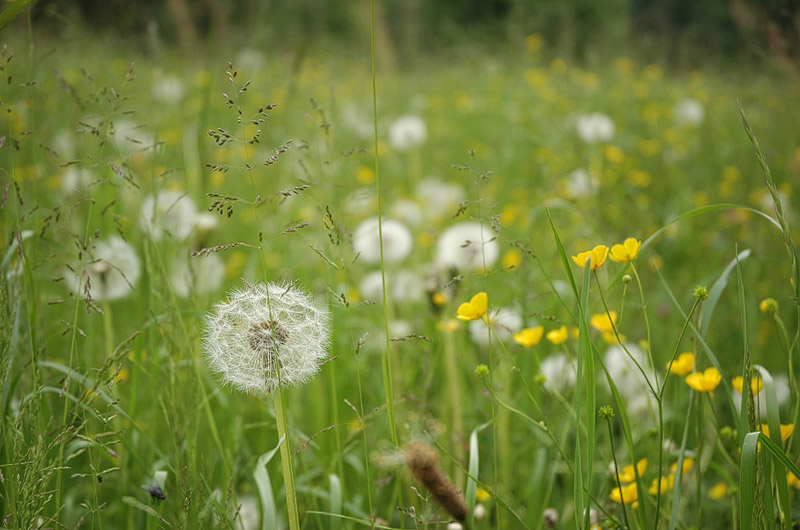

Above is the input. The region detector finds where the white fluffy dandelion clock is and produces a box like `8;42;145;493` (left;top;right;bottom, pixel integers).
435;222;499;271
139;190;198;242
203;281;331;395
352;217;413;264
65;235;141;301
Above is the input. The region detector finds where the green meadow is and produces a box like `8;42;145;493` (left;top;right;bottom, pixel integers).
3;9;800;530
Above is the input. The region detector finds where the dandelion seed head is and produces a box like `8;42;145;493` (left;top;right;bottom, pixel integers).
352;217;413;264
435;222;499;271
415;178;466;221
469;307;523;346
539;354;577;393
169;254;225;298
140;190;198;242
673;98;704;126
203;281;331;395
576;112;615;143
65;235;141;301
388;115;427;151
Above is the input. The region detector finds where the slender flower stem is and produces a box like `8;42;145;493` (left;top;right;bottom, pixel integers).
606;415;630;529
273;388;300;530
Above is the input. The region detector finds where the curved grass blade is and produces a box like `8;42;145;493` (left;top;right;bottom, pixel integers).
700;248;751;336
740;431;761;530
329;474;342;530
254;434;285;530
466;420;491;529
756;366;791;527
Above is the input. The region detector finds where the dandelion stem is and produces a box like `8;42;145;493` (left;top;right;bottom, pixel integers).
273;387;301;530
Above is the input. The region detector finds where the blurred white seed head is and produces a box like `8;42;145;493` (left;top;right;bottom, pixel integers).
576;112;615;143
469;307;523;346
113;119;156;154
565;168;599;199
435;222;499;271
170;254;225;298
359;269;424;303
388;115;428;151
415;178;466;221
473;504;487;520
65;235;141;301
203;281;331;395
152;71;185;104
140;190;198;242
540;354;577;394
673;98;704;126
352;217;413;264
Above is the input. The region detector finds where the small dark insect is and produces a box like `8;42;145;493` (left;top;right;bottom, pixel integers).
97;475;103;483
141;484;166;500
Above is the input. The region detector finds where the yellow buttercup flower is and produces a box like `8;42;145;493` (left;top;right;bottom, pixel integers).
685;367;722;392
456;292;488;321
590;311;617;333
732;376;763;395
709;481;728;500
617;458;648;483
609;238;642;263
546;326;569;345
788;472;800;489
513;326;544;348
669;457;694;475
609;482;639;504
667;352;695;376
572;245;609;271
475;486;491;502
760;423;795;442
649;475;674;495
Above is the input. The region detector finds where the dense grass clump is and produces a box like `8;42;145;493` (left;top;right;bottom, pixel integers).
2;22;800;530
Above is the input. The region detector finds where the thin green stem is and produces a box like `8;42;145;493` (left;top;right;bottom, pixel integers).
274;388;300;530
607;417;630;529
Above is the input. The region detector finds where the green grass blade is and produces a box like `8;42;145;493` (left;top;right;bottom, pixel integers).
574;261;591;529
466;420;491;529
328;474;342;530
756;366;791;526
545;206;580;300
254;434;286;530
700;248;751;336
740;431;761;530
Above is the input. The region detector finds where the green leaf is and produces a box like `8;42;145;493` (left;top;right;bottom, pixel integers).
466;420;491;529
740;431;761;530
254;434;285;530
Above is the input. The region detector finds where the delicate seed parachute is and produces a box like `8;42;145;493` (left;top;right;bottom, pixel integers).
203;281;331;395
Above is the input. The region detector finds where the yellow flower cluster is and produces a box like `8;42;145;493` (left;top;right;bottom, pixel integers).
572;238;642;271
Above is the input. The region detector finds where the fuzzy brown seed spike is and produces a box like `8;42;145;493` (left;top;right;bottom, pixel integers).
403;441;467;522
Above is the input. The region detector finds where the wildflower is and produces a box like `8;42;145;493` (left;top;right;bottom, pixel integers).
473;503;487;520
456;292;488;321
388;115;427;151
788;472;800;489
436;320;459;333
598;405;615;419
513;326;544;347
546;326;569;345
352;218;413;264
152;71;185;104
475;486;491;503
604;145;625;164
64;236;141;301
617;459;648;483
431;292;448;306
670;457;694;475
760;423;795;442
539;354;577;393
760;298;778;314
673;98;705;126
732;376;764;395
590;311;617;333
436;222;499;271
469;307;523;345
203;281;331;395
649;475;674;495
609;482;638;504
170;254;225;298
667;352;695;375
140;190;198;242
685;367;722;392
604;344;657;418
576;113;615;143
609;238;642;263
709;481;728;500
572;245;609;271
359;270;424;303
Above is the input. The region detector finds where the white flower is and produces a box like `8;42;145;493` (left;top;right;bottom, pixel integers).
469;307;523;346
565;168;599;199
415;178;465;221
65;236;141;301
359;269;424;303
352;217;413;264
673;98;704;126
576;113;615;143
152;71;185;104
204;281;331;395
170;254;225;298
540;354;577;394
435;222;499;271
140;190;198;242
388;115;427;151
